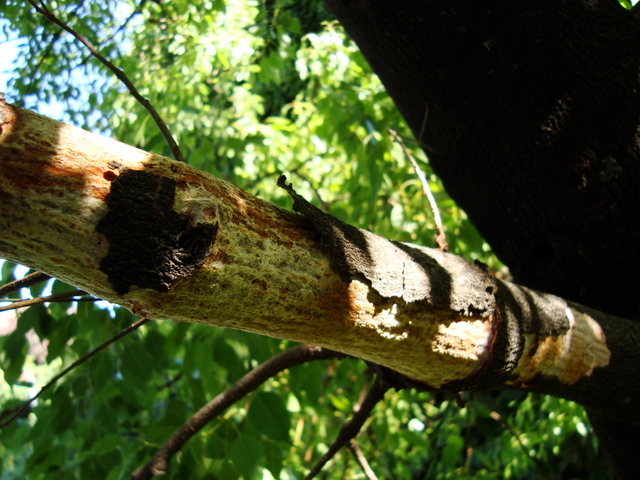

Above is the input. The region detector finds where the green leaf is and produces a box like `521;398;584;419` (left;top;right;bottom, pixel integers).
442;433;465;467
1;330;27;385
211;459;240;480
120;337;154;383
1;261;17;284
46;314;79;362
247;391;291;443
18;303;51;339
212;336;247;381
229;434;264;479
88;433;122;456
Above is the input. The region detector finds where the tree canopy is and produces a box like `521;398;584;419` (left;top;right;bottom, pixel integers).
1;0;636;478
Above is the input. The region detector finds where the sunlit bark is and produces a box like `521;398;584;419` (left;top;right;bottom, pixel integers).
2;100;637;418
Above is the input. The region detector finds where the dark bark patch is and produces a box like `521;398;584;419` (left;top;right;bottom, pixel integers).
278;175;424;298
278;176;494;314
97;169;217;295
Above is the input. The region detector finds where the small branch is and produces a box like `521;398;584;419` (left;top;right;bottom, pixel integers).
131;345;340;480
390;129;449;251
0;271;50;297
418;103;429;147
78;0;148;69
489;410;543;470
0;289;89;312
347;440;379;480
290;168;331;212
31;0;86;80
304;375;390;480
0;317;151;429
26;0;185;163
97;0;147;49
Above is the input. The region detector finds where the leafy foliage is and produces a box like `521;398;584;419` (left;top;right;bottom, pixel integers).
0;0;608;478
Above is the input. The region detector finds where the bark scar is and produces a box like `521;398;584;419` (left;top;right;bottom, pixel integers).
97;169;218;295
278;175;495;313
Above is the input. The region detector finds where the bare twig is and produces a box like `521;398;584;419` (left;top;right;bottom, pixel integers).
348;440;379;480
489;410;542;469
390;129;449;251
97;0;147;49
0;289;89;312
418;103;429;148
26;0;185;163
290;168;331;212
0;317;151;429
304;375;390;480
0;271;50;297
77;2;146;69
131;345;340;480
31;0;86;79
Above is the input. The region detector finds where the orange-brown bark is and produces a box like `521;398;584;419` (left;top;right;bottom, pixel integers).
0;99;629;402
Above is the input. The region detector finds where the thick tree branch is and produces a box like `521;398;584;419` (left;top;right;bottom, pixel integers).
1;99;639;421
320;2;640;476
322;0;640;319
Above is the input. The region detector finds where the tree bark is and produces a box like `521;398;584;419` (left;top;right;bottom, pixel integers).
320;0;640;477
323;0;640;317
1;99;640;424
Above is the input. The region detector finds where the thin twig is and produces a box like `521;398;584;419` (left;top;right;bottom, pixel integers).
131;345;340;480
418;103;429;147
98;0;147;49
393;130;436;153
77;0;148;68
304;375;389;480
0;271;50;297
0;317;151;429
390;129;449;251
347;440;379;480
31;0;86;79
489;410;543;469
0;289;89;312
26;0;185;163
290;168;331;212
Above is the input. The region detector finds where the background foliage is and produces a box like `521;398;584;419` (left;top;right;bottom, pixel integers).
0;0;614;478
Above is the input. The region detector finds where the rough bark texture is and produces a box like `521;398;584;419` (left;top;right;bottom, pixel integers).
0;100;496;387
2;99;639;422
321;0;640;477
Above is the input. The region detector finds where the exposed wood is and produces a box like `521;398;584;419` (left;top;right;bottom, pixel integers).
323;0;640;319
320;3;640;474
2;100;639;422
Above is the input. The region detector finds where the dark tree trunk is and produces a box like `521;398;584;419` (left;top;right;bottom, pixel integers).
322;0;640;477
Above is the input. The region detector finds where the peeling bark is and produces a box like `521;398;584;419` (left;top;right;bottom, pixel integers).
322;0;640;319
319;2;640;475
2;100;639;424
